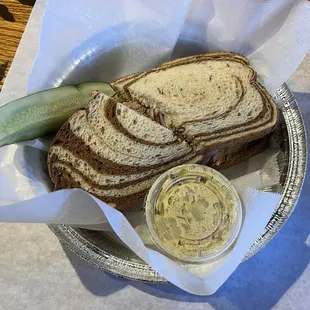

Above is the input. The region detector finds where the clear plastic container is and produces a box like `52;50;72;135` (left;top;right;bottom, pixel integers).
144;164;243;263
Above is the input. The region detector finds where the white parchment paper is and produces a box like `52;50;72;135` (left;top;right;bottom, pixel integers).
25;0;310;96
0;136;280;295
1;0;309;295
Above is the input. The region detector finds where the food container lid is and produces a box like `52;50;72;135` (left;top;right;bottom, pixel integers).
144;164;243;263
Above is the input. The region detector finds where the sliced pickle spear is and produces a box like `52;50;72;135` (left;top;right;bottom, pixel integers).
0;82;114;147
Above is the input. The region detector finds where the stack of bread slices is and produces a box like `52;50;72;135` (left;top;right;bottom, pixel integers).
48;52;278;210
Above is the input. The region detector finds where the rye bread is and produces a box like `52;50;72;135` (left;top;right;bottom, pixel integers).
85;93;191;164
51;154;203;210
49;134;265;210
119;52;278;152
49;52;278;211
48;92;201;210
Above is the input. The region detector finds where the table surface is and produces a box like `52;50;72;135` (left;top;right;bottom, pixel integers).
0;0;34;91
0;1;310;309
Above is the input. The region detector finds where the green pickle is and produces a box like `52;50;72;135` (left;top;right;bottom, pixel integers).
0;82;114;147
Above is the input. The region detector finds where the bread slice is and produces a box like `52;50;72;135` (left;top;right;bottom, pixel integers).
48;92;200;210
51;153;202;210
49;133;265;210
86;93;191;165
49;143;200;187
119;52;278;152
48;107;195;188
48;94;192;177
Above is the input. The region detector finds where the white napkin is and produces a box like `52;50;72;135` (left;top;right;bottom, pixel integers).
0;0;309;295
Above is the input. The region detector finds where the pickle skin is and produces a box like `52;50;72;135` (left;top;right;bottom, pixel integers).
0;82;114;147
